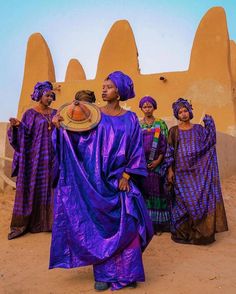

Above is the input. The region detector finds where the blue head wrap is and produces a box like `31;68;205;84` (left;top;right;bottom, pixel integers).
139;96;157;109
107;71;135;101
31;81;55;101
172;98;193;119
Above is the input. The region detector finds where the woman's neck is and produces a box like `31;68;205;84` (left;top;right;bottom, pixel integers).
178;121;192;130
105;100;120;110
34;103;50;113
144;115;155;124
100;100;125;116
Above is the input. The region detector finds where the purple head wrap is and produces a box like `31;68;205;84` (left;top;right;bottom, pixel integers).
139;96;157;109
172;98;193;119
31;81;55;101
107;71;135;101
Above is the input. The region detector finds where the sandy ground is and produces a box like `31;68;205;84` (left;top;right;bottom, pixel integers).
1;175;236;294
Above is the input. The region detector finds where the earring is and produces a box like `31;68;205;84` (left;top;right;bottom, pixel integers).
117;95;120;101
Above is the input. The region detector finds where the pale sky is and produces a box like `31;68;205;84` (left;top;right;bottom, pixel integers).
0;0;236;121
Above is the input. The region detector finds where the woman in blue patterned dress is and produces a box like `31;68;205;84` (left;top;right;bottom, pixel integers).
165;98;228;245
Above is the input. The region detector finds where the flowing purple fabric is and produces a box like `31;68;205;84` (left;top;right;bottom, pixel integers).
8;108;57;239
164;116;228;244
49;111;153;290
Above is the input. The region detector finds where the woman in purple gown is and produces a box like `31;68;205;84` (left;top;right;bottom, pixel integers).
139;96;170;233
50;72;153;291
8;81;57;240
165;98;228;245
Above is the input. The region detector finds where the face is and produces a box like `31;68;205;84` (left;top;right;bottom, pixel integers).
40;90;55;106
178;107;190;122
141;102;155;116
102;79;119;101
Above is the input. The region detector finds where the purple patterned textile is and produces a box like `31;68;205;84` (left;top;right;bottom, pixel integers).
49;111;153;290
8;108;57;239
164;115;228;244
107;71;135;101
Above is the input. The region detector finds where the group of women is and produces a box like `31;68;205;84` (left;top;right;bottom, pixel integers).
7;71;228;291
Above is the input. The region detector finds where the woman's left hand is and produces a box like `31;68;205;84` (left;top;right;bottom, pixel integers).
147;160;159;170
119;177;130;192
203;114;213;122
52;113;64;128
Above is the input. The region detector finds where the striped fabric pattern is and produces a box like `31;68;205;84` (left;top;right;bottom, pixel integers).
164;117;228;244
8;108;57;238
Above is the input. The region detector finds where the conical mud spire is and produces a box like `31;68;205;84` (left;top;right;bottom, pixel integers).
65;58;86;81
17;33;55;118
189;7;230;80
186;7;235;132
96;20;140;78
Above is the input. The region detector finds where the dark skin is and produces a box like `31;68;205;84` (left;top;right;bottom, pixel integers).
100;79;126;116
141;102;164;171
34;90;54;113
167;166;175;184
9;90;54;127
52;111;63;128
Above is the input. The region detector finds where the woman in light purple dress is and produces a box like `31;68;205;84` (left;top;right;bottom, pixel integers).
8;81;57;240
165;98;228;245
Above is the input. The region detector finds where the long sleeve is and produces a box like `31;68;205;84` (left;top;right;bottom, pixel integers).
7;111;33;177
203;114;216;147
125;114;148;177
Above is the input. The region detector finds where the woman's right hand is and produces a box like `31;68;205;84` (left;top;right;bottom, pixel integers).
167;167;175;184
52;113;64;128
9;117;20;127
119;177;130;192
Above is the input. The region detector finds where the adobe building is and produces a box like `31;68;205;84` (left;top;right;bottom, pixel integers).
17;6;236;136
1;6;236;190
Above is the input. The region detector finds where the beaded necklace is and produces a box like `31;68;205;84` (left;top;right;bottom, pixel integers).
34;106;52;130
40;112;52;130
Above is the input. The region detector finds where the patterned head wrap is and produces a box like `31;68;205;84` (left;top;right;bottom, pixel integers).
172;98;193;119
31;81;55;101
75;90;96;103
139;96;157;109
107;71;135;101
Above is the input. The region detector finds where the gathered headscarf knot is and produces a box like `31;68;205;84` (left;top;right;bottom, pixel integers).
31;81;55;101
107;71;135;101
172;98;193;119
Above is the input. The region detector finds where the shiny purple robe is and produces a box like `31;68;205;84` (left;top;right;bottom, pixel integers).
49;111;154;290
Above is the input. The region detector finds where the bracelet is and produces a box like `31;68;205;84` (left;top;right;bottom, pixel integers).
122;172;130;180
